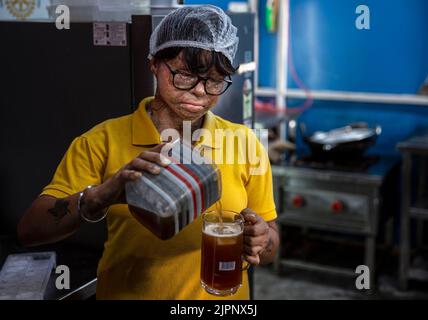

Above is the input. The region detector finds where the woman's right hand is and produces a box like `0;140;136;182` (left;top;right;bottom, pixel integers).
83;143;172;216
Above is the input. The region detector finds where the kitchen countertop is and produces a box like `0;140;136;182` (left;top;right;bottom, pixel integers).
0;235;102;300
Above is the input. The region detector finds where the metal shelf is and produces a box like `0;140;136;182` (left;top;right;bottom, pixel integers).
278;259;356;278
408;267;428;282
410;198;428;219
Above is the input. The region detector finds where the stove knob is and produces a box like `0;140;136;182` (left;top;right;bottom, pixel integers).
331;200;344;213
292;195;305;208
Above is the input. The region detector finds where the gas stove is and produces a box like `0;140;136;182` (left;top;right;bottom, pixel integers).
271;155;400;286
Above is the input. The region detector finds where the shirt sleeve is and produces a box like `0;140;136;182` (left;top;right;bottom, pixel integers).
40;136;105;198
244;129;277;222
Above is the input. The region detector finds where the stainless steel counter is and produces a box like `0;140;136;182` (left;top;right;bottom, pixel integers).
397;129;428;290
0;236;101;300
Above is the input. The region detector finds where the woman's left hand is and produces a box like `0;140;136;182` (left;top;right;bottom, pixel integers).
241;208;272;265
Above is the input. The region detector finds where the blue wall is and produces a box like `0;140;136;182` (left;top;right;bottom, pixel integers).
184;0;428;158
258;0;277;88
285;0;428;94
257;0;428;158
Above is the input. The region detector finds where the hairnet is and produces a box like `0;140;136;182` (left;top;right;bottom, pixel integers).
149;5;239;66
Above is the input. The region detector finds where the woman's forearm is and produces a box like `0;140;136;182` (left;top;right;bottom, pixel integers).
17;194;83;247
17;186;107;247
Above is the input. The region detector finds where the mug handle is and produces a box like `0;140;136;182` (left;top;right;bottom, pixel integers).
241;256;251;271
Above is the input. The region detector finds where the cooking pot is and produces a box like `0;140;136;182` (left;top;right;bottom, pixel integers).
301;122;382;160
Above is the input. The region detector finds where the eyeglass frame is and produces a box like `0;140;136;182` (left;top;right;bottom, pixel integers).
163;62;233;96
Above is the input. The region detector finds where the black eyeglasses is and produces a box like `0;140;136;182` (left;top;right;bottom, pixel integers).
163;62;232;96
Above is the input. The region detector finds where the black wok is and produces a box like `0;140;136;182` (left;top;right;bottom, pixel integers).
301;122;382;160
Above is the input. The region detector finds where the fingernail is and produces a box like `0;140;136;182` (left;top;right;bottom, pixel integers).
152;166;161;174
160;154;171;165
134;172;142;178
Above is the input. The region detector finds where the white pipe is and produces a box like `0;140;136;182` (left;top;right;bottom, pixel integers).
277;0;289;138
256;87;428;106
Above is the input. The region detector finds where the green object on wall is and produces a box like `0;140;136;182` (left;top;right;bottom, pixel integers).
265;0;277;32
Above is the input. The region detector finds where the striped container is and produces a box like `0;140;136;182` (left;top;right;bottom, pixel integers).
125;142;222;240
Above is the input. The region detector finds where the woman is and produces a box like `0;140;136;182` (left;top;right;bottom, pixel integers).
17;5;279;300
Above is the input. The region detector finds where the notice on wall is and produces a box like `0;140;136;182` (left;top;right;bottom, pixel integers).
93;22;127;47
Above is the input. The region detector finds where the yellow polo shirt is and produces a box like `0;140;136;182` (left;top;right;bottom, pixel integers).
41;97;277;300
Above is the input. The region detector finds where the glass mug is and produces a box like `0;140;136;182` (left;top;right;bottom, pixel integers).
200;210;250;296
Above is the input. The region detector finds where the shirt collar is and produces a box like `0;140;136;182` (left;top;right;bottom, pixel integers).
195;109;218;149
131;97;219;149
132;97;161;146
